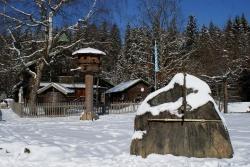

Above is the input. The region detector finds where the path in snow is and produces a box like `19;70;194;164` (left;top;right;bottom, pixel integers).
0;109;250;167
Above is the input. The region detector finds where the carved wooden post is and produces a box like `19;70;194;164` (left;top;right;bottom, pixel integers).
85;73;94;119
72;47;106;120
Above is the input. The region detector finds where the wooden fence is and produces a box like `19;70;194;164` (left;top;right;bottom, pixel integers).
11;101;139;118
105;102;140;114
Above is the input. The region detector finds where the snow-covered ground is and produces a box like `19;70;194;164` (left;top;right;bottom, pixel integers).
0;106;250;167
228;102;250;113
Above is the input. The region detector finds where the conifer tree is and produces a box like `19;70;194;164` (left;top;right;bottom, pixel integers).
117;27;152;83
109;24;122;65
185;15;198;49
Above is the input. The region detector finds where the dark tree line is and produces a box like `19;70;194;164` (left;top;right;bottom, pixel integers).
117;14;250;101
0;0;249;101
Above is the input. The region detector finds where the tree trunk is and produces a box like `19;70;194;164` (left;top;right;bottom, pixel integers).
28;60;45;115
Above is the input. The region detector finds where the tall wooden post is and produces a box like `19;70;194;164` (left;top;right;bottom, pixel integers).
72;47;106;121
223;78;228;113
83;73;94;119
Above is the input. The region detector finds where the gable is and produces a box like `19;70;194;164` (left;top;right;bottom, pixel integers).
37;83;74;95
106;79;150;94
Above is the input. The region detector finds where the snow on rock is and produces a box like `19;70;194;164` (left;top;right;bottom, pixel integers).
137;73;223;118
131;73;233;158
72;47;106;56
132;131;147;140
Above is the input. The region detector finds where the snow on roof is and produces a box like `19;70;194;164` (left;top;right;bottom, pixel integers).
37;83;74;95
72;47;106;56
106;79;143;93
136;73;227;127
40;82;104;89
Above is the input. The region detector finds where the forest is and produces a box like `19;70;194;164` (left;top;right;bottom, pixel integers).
0;0;249;101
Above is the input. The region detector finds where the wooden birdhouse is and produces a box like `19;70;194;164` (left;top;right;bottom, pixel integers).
72;47;106;73
72;47;106;121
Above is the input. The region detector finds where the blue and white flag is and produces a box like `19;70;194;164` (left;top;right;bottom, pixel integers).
154;41;159;72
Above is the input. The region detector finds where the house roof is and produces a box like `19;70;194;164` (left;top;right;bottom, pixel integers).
37;82;74;95
106;79;149;94
72;47;106;56
40;82;105;89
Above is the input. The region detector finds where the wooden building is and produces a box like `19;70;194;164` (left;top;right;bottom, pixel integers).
37;81;107;103
106;79;151;103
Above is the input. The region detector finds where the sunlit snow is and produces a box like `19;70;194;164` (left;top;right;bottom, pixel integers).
0;104;250;166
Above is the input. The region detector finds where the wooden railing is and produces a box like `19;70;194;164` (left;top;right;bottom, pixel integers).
11;102;84;118
105;102;140;114
11;101;139;118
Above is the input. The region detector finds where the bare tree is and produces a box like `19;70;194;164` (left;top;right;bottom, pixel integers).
137;0;189;86
0;0;98;108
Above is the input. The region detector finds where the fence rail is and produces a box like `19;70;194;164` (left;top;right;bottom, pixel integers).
105;102;140;114
11;101;139;118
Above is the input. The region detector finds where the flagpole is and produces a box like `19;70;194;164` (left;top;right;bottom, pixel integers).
154;40;158;90
154;67;157;90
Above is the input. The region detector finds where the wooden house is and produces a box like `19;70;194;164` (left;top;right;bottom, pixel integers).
37;81;107;103
105;79;151;103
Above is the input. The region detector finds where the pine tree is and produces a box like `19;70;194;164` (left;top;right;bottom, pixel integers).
185;15;198;49
224;18;235;59
241;14;248;33
109;24;122;66
124;24;131;60
117;27;152;83
104;24;122;83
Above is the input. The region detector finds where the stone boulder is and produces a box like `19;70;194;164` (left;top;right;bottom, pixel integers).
130;73;233;158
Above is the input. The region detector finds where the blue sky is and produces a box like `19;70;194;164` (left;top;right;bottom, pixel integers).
3;0;250;32
180;0;250;28
115;0;250;31
110;0;250;33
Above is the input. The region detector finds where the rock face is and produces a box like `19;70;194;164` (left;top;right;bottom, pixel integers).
130;73;233;158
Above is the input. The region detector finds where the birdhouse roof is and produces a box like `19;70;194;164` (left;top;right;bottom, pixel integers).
72;47;106;56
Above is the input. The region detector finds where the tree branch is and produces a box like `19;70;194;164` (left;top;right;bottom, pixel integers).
8;29;37;78
68;0;97;30
2;1;47;26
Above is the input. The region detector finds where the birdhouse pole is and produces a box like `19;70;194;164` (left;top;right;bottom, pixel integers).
85;73;94;118
72;48;106;121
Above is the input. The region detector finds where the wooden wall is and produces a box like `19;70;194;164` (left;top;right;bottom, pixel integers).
108;82;150;103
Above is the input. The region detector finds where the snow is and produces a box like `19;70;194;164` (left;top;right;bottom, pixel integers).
72;47;106;56
132;131;147;140
0;103;250;166
40;82;103;89
106;79;142;93
228;102;250;113
37;82;74;95
137;73;222;118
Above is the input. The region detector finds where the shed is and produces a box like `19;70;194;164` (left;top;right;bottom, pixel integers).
106;79;151;103
37;82;75;103
38;82;107;103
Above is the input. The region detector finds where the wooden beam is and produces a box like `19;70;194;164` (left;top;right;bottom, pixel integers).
148;119;222;122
